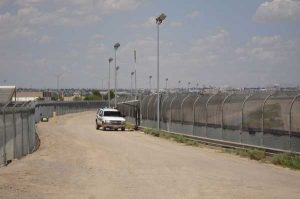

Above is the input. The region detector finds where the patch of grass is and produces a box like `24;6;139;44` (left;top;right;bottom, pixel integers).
249;149;266;160
272;153;300;170
143;127;300;170
143;128;199;146
224;148;266;161
125;122;135;131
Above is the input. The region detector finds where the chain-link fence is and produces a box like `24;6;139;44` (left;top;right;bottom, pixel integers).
121;92;300;152
0;100;107;166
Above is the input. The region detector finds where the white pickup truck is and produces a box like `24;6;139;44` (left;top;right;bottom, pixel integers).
95;108;126;131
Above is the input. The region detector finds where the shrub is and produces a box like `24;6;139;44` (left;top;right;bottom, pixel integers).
272;153;300;170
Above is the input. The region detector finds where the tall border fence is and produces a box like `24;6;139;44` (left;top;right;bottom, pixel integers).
0;100;107;166
118;92;300;153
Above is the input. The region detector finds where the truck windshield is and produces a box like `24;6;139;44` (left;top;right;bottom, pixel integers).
104;111;122;117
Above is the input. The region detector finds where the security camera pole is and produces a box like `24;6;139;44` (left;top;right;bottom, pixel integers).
149;75;152;90
114;42;120;108
116;66;120;101
108;57;113;107
165;78;168;90
134;50;137;99
156;13;166;130
131;71;134;96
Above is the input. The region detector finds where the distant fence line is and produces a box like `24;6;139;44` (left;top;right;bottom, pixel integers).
117;92;300;152
0;100;107;166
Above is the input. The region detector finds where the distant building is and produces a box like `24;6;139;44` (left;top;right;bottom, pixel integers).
13;91;43;102
73;91;81;97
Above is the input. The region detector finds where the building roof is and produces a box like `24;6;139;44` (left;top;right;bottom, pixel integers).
0;86;16;104
16;91;43;98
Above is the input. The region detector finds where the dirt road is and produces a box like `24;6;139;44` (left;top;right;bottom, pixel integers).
0;112;300;199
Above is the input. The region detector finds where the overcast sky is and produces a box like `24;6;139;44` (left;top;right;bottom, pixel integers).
0;0;300;89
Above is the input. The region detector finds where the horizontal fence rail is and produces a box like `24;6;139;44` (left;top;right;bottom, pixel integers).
118;92;300;153
0;100;108;166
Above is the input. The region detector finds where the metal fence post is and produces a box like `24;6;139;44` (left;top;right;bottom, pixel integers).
289;94;300;151
12;105;17;159
192;95;201;135
241;95;252;143
221;94;233;129
205;94;216;137
221;94;233;140
170;94;177;124
26;109;30;154
21;111;24;156
2;109;7;165
262;94;272;147
181;94;190;124
161;94;169;126
146;96;152;120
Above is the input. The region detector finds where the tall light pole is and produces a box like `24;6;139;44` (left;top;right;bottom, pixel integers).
149;75;152;90
131;71;134;96
108;57;113;107
134;50;137;99
156;13;166;130
188;82;191;92
115;66;120;106
165;78;168;90
114;42;120;108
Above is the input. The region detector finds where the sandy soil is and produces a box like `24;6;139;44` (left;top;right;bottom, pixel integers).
0;111;300;199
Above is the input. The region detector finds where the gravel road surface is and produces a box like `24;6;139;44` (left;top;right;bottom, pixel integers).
0;111;300;199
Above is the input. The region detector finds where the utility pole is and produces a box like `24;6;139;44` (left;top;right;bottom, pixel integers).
134;50;137;99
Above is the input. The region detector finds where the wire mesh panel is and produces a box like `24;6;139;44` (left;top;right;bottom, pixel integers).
207;93;226;128
223;94;248;130
148;95;158;120
170;94;188;123
291;96;300;134
182;95;198;125
264;92;296;133
243;93;270;132
159;94;167;121
140;95;150;120
161;94;176;122
145;95;155;120
194;95;212;126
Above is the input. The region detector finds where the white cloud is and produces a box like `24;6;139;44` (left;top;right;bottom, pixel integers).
39;35;51;44
235;35;300;64
0;0;10;6
87;44;108;60
170;21;183;27
186;10;201;19
92;34;105;40
254;0;300;22
130;16;156;28
0;0;144;42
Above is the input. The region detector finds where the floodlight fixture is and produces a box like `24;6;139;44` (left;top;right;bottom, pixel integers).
156;13;167;25
114;42;120;50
